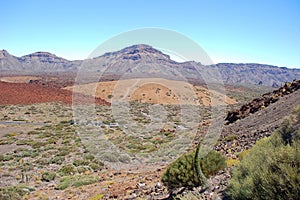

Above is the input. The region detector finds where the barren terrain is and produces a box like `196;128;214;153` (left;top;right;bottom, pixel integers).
64;78;236;106
1;74;297;199
0;81;108;105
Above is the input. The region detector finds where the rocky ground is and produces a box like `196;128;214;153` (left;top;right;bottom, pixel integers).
0;81;109;105
0;75;298;200
225;79;300;124
202;82;300;199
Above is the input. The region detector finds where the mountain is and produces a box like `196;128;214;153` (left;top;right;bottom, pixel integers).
1;45;300;87
0;50;79;71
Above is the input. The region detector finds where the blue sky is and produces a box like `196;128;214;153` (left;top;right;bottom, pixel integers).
1;0;299;68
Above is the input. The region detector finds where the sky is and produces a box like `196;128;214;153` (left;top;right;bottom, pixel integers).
1;0;300;68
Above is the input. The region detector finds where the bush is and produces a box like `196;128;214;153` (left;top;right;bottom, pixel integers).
162;150;226;190
0;185;34;200
59;164;76;176
223;134;237;142
89;162;104;172
56;175;99;190
89;194;104;200
277;118;295;144
84;154;95;161
20;163;34;172
226;158;240;167
49;156;64;165
238;149;250;160
42;171;56;182
226;124;300;200
201;150;226;176
73;159;89;167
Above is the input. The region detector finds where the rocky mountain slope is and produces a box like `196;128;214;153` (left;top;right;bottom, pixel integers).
220;79;300;158
203;79;300;199
226;79;300;124
1;45;300;87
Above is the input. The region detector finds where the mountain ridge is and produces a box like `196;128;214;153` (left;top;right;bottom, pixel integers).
1;45;300;87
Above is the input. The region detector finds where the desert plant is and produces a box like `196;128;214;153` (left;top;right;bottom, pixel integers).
89;162;104;172
277;118;295;145
226;123;300;200
49;156;64;165
162;148;226;191
194;143;207;186
223;134;238;142
226;158;240;167
84;154;95;161
0;185;34;200
42;171;56;182
59;164;76;176
55;175;99;190
20;163;34;172
89;194;104;200
238;149;250;160
73;159;89;167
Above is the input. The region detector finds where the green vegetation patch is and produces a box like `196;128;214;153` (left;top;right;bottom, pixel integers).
0;185;35;200
56;175;100;190
162;150;226;190
226;109;300;200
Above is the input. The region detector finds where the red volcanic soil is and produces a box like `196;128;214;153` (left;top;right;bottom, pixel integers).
0;81;109;105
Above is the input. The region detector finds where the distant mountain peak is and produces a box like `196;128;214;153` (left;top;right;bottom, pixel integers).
21;51;67;60
102;44;171;61
122;44;168;56
124;44;153;50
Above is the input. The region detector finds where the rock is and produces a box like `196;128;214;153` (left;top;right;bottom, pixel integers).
136;182;146;189
155;182;162;189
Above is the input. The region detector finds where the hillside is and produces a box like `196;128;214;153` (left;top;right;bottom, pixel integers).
198;80;300;199
1;45;300;87
64;78;236;106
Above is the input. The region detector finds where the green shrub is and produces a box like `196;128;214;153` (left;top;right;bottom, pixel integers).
73;159;90;167
226;125;300;200
20;163;34;172
49;156;64;165
200;150;226;176
42;171;56;182
0;137;16;145
56;147;70;156
238;149;250;160
0;185;34;200
76;166;91;174
56;175;99;190
162;150;226;190
84;154;95;161
89;194;104;200
226;158;240;167
223;134;237;142
59;164;76;176
0;187;23;200
1;154;14;161
277;118;295;144
89;162;104;172
30;141;45;149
